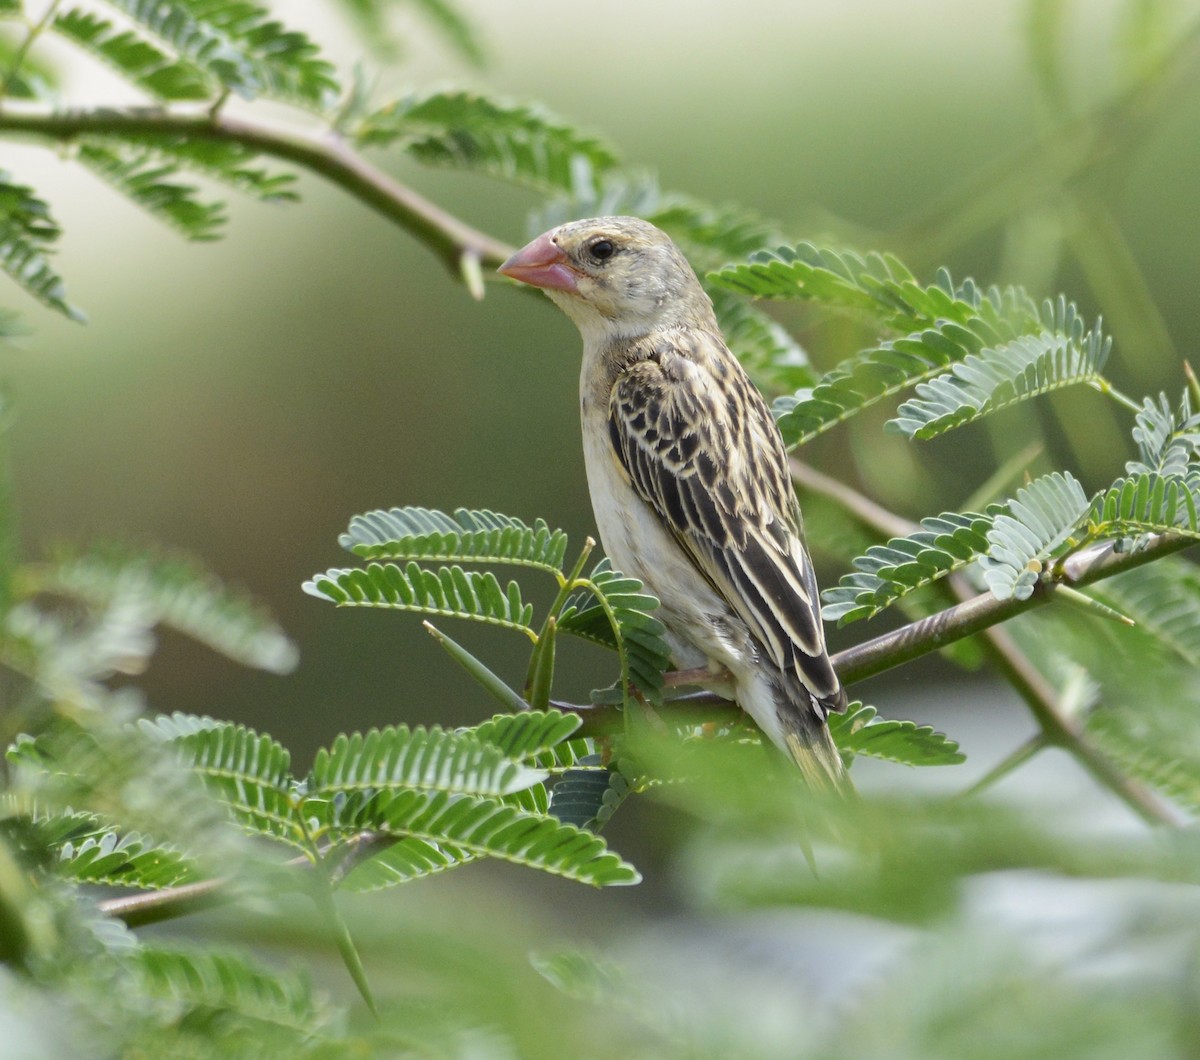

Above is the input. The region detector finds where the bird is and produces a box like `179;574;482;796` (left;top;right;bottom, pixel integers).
499;216;849;791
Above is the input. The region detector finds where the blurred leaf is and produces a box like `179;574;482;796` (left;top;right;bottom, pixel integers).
76;142;226;241
406;0;485;66
136;944;336;1046
102;0;338;105
1087;557;1200;668
52;8;212;100
0;170;83;320
548;754;632;830
142;714;305;851
28;543;298;674
359;90;618;192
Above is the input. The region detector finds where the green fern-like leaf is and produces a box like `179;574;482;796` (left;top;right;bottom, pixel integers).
559;559;671;703
302;562;536;636
359;90;619;192
1087;471;1200;540
76;142;225;240
548;754;633;831
1087;710;1200;813
981;472;1091;600
0;32;56;100
28;543;298;674
136;944;336;1042
334;0;483;64
55;823;198;890
349;789;640;886
143;715;305;851
770;293;1080;448
888;324;1110;439
338;835;473;891
91;132;299;203
0;171;83;319
822;509;998;624
1126;392;1200;478
828;703;965;767
468;708;582;759
709;242;1039;328
52;8;212;100
104;0;338;105
339;506;569;574
1086;558;1200;669
309;725;546;799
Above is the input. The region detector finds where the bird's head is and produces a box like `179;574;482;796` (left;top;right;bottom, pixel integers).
499;216;714;344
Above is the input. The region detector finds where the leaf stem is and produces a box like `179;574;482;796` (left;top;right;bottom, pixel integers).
0;0;61;102
1091;376;1144;414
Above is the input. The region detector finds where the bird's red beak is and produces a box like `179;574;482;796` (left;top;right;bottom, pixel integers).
498;234;578;292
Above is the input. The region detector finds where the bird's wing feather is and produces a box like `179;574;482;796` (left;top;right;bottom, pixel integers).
607;329;842;707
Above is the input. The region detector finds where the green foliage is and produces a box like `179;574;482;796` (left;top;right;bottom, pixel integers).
1087;471;1200;540
547;755;633;830
101;0;339;105
145;716;305;851
339;506;569;573
888;324;1110;439
0;171;82;320
558;559;672;704
1126;391;1200;477
980;471;1091;600
1087;558;1200;668
828;703;965;767
341;788;640;886
135;944;337;1048
53;822;198;890
302;561;536;635
310;725;547;799
823;509;997;624
27;543;299;674
51;8;211;100
358;90;619;192
5;2;1200;1053
76;141;226;240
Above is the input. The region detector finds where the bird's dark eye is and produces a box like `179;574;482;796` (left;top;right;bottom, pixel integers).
587;239;616;262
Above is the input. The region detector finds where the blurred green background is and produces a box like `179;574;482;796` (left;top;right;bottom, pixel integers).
5;0;1198;795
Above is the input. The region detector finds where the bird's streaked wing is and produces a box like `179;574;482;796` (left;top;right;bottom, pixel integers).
606;329;842;708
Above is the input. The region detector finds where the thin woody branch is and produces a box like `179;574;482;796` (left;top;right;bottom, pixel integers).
0;105;515;276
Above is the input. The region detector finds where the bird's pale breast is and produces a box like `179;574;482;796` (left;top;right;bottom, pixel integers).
580;369;749;679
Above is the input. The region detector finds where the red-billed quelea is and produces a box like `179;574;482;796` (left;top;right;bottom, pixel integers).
500;217;849;790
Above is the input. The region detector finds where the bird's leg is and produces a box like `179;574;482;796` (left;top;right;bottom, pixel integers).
628;683;670;734
663;666;715;687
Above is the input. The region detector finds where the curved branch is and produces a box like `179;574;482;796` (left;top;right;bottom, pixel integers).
0;106;515;274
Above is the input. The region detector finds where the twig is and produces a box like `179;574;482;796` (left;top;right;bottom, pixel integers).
0;106;515;275
792;459;1189;825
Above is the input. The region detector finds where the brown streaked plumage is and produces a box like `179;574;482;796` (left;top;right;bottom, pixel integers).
500;216;849;790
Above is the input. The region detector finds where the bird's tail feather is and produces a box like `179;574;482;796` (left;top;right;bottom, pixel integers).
773;673;854;796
